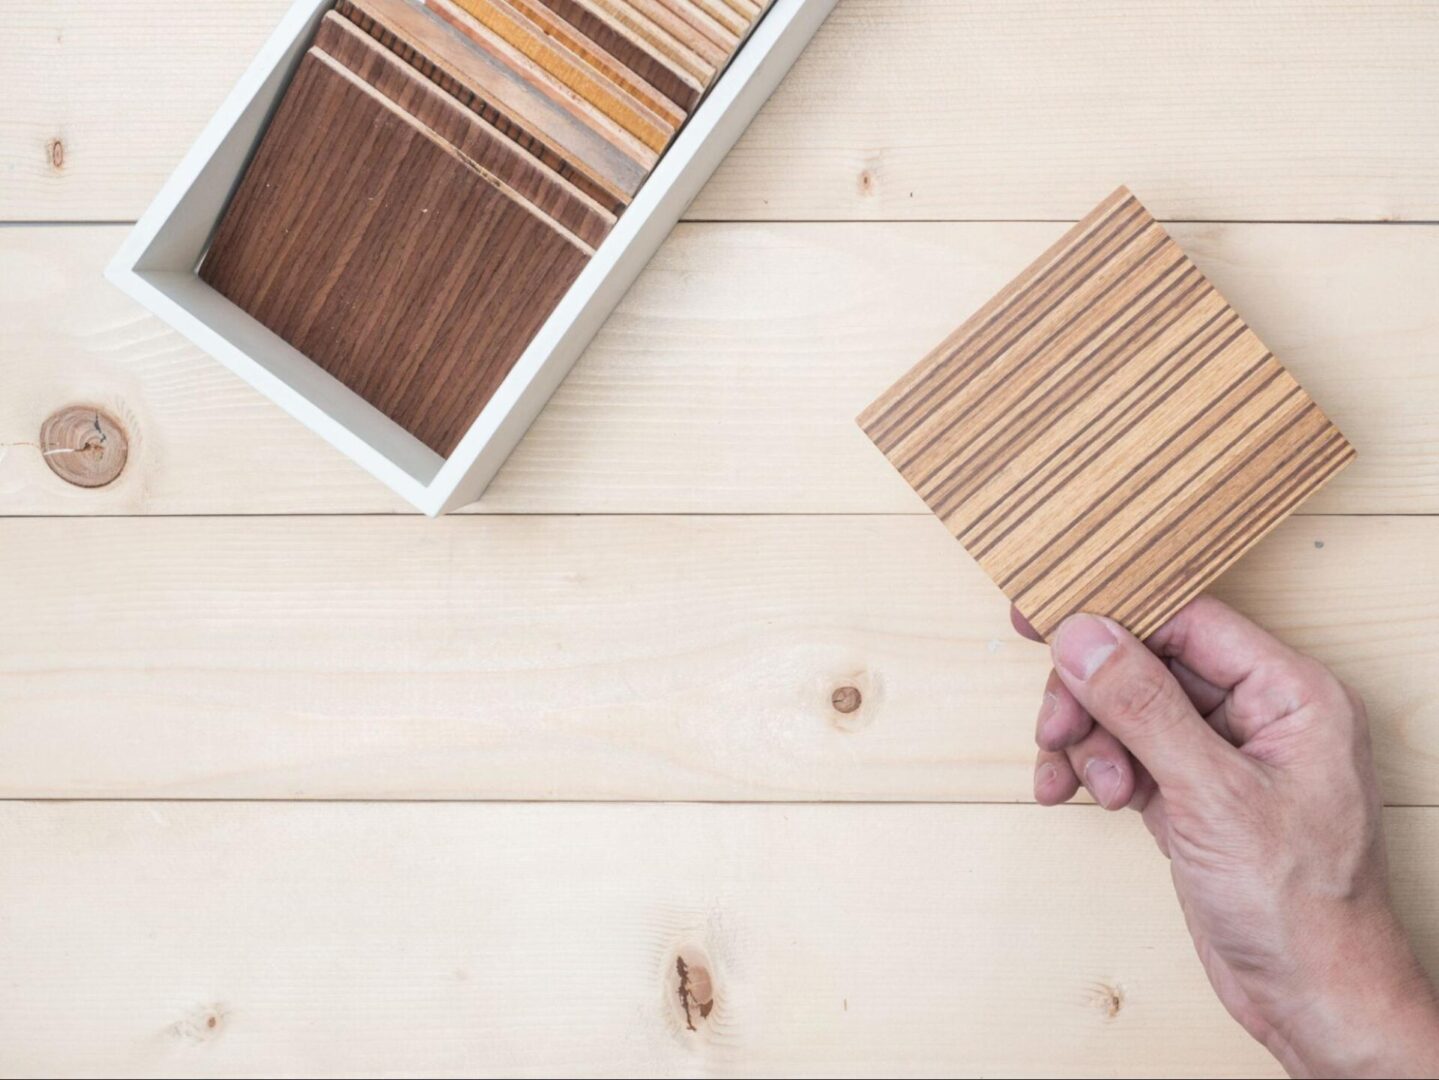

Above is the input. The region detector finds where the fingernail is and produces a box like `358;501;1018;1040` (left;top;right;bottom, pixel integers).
1084;759;1122;809
1054;615;1118;681
1035;760;1058;793
1036;691;1059;744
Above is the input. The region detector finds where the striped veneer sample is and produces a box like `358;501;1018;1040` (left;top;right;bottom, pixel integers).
426;0;670;158
200;48;590;457
316;12;615;247
857;186;1355;641
531;0;704;111
454;0;686;129
339;0;644;210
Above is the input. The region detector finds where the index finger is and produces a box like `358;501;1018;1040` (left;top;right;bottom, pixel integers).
1145;595;1305;693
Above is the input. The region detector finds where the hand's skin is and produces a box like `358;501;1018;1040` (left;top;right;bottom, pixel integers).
1015;596;1439;1079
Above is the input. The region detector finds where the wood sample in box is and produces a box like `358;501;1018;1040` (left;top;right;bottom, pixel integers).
110;0;832;514
858;186;1355;640
200;0;776;459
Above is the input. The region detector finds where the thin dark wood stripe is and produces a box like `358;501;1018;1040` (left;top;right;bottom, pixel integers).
1006;362;1293;606
891;234;1176;477
1120;430;1351;631
855;188;1137;436
867;196;1145;451
967;318;1252;559
1025;391;1312;628
959;308;1239;551
920;261;1207;514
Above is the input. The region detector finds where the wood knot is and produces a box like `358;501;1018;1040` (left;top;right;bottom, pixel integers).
831;686;862;714
47;138;65;170
39;406;128;488
858;168;877;196
671;948;715;1033
1087;980;1124;1019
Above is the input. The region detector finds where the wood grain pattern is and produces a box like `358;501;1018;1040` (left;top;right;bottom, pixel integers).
462;0;686;128
427;0;670;158
624;0;738;57
584;0;717;83
6;515;1437;803
201;48;590;457
532;0;703;111
665;0;748;43
12;2;1439;222
339;0;643;209
7;222;1433;516
316;12;615;248
859;187;1355;640
10;798;1388;1078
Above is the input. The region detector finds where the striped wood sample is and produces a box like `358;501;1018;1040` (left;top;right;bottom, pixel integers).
531;0;705;111
858;187;1356;641
448;0;687;129
200;48;590;457
316;12;615;247
425;0;669;159
339;0;645;208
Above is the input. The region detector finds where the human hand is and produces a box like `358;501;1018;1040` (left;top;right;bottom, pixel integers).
1016;595;1439;1078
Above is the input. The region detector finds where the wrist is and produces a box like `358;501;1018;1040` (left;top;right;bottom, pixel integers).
1271;904;1439;1078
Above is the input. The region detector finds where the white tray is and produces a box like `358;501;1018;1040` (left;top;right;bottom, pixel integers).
107;0;837;514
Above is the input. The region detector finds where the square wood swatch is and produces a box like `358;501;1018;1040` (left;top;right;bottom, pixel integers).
857;186;1355;641
200;46;590;457
339;0;645;210
315;12;615;248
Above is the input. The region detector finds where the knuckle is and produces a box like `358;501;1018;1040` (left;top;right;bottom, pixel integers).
1103;667;1174;730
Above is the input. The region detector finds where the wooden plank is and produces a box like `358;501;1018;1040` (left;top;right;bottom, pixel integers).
427;0;671;158
339;0;645;208
859;188;1353;640
7;1;1439;221
4;222;1434;515
12;800;1439;1077
317;13;615;248
2;514;1436;802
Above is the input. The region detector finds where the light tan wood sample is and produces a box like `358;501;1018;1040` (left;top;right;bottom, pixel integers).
622;0;737;58
339;0;644;209
859;187;1355;641
316;12;615;248
664;0;747;43
200;48;591;457
532;0;705;111
584;0;717;84
459;0;686;128
427;0;670;158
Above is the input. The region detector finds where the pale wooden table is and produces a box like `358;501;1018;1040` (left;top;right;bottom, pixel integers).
3;2;1438;1076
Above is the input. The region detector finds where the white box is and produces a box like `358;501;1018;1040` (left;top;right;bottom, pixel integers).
107;0;836;515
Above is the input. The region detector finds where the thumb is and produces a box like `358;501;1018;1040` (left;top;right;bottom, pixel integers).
1050;613;1235;792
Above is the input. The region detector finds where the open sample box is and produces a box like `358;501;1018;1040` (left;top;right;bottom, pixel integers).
109;0;837;513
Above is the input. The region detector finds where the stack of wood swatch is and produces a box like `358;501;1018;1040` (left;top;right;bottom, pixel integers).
200;0;772;456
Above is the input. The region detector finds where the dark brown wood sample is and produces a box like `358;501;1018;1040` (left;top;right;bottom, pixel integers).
858;187;1356;640
316;12;615;248
201;48;591;457
532;0;704;111
339;0;644;210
